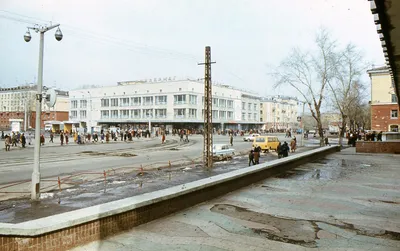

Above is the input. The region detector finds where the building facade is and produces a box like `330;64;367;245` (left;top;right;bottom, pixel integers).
0;85;69;131
368;66;400;132
260;96;299;131
68;79;264;133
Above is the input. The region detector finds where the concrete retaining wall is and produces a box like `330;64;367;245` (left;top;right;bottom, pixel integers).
0;146;339;251
356;141;400;154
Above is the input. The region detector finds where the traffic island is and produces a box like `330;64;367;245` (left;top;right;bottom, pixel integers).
0;146;339;251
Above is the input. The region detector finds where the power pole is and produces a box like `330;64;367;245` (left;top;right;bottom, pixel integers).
198;46;216;168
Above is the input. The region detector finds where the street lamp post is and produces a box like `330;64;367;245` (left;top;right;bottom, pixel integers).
24;23;63;200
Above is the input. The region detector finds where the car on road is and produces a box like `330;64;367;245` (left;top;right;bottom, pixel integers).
243;133;260;142
212;144;235;157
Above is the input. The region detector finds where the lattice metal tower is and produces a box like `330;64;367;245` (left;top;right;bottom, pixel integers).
198;46;215;168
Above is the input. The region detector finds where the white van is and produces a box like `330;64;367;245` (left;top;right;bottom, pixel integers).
212;144;235;157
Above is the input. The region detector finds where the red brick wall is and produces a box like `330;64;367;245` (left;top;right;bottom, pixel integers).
356;141;400;154
0;111;68;130
371;104;400;131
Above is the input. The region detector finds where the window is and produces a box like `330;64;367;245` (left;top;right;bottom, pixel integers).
254;104;257;111
389;124;399;132
213;98;218;107
242;112;245;120
227;100;233;109
219;111;226;119
101;110;109;119
212;110;218;119
174;108;186;118
254;113;257;120
228;111;233;119
142;109;153;118
174;95;186;104
219;99;226;108
155;109;167;118
189;95;197;105
120;98;129;106
188;109;197;118
391;109;398;119
80;100;87;109
242;102;246;110
79;110;87;119
101;99;109;107
143;96;153;105
155;96;167;105
111;110;118;118
70;110;77;118
248;113;251;120
248;103;252;111
120;110;129;118
131;109;141;118
392;94;398;103
131;97;141;106
111;98;118;107
71;100;78;109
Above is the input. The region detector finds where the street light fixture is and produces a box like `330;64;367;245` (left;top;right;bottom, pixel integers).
24;23;62;200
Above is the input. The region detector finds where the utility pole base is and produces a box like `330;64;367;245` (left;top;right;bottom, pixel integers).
31;172;41;200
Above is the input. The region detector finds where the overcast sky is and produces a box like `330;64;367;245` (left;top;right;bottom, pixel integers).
0;0;384;98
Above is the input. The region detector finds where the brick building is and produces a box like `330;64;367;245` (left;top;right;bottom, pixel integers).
0;85;69;131
368;66;400;132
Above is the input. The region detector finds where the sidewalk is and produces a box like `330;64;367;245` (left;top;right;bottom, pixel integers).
72;147;400;251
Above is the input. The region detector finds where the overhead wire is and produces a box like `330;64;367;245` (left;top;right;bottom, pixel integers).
0;10;249;85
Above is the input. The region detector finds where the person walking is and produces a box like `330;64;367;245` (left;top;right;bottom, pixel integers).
50;132;54;143
60;132;64;146
282;142;290;157
40;134;45;146
277;142;283;159
162;132;166;144
5;135;11;151
65;133;69;145
253;148;260;165
21;133;26;148
290;137;297;153
248;150;255;166
11;133;17;147
230;134;233;146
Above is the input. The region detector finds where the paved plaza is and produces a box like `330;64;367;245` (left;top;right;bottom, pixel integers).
72;148;400;251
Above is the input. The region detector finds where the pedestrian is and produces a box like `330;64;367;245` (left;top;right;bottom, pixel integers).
282;142;289;157
248;150;255;166
11;133;17;147
5;135;11;151
121;131;124;141
40;134;45;146
50;132;54;143
27;133;32;145
230;134;233;146
65;133;69;145
324;136;329;146
60;132;64;146
290;137;297;152
1;131;4;139
277;142;282;158
21;133;26;148
101;133;105;143
162;132;166;144
377;131;383;141
253;148;260;165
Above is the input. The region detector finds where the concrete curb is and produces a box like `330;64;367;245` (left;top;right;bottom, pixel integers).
0;145;339;236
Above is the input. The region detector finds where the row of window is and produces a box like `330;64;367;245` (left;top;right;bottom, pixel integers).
71;96;237;109
242;102;259;111
70;109;241;120
241;112;259;121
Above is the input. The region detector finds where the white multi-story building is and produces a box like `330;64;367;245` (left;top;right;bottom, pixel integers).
260;95;299;131
68;79;264;133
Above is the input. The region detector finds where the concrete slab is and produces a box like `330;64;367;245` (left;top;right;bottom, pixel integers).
71;148;400;251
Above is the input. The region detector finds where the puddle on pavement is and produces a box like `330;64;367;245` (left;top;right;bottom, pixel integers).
210;204;400;247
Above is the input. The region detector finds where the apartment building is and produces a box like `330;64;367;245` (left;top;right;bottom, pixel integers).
260;96;299;130
368;66;400;132
0;85;69;131
68;79;264;133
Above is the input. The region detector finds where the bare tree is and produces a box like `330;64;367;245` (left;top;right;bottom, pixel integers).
274;29;336;146
327;43;368;146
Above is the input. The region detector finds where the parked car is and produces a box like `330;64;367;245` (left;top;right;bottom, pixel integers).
212;144;235;157
243;133;260;142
